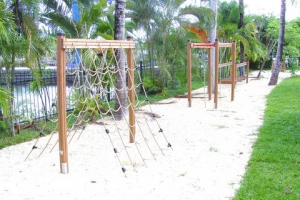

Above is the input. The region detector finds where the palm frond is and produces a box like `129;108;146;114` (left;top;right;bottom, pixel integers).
43;12;78;37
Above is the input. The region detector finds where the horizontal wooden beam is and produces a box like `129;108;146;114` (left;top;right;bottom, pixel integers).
236;62;247;68
62;39;135;49
219;79;233;84
218;62;232;68
218;43;232;48
191;43;214;48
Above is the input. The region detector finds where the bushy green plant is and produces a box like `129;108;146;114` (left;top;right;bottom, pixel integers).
142;77;164;95
71;90;106;122
0;87;12;118
288;59;299;76
0;121;8;134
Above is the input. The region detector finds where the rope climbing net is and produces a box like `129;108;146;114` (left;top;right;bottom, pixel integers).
25;34;172;176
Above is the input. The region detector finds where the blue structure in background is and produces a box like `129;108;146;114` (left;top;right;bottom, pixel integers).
72;0;79;22
71;0;80;68
70;0;114;68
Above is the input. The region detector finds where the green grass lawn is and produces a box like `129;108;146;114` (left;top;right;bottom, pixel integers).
234;75;300;200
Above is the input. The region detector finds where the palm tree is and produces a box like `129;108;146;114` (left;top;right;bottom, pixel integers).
1;0;44;136
238;0;246;77
218;1;262;64
126;0;160;81
239;0;245;62
268;0;286;85
90;4;115;39
114;0;127;120
253;15;279;78
0;1;14;128
127;0;214;88
42;0;105;38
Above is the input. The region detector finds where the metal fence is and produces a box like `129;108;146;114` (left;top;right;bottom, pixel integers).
0;67;76;122
0;60;158;123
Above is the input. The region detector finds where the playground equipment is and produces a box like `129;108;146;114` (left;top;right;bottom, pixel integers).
25;34;171;175
214;39;236;108
271;61;286;72
236;62;249;83
187;39;249;109
187;40;213;107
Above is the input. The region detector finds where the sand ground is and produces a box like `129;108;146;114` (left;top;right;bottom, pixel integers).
0;71;292;200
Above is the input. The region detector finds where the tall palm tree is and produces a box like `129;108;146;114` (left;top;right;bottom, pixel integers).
2;0;43;136
239;0;245;63
218;1;262;63
114;0;127;120
0;1;14;125
42;0;105;38
238;1;258;81
268;0;286;85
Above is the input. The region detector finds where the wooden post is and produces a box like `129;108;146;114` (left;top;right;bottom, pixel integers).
57;33;69;174
187;40;192;107
127;37;136;143
214;39;219;109
282;62;286;72
231;41;236;101
208;46;212;100
246;61;249;83
271;61;275;72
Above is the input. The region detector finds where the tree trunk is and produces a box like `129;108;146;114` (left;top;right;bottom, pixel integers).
114;0;127;120
209;0;218;93
238;0;245;63
10;52;16;137
257;59;267;78
5;55;16;137
268;0;286;85
238;0;245;77
257;39;277;78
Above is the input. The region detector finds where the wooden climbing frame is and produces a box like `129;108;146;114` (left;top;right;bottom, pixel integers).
56;34;136;174
187;40;213;107
236;61;249;83
187;39;250;109
214;39;236;109
271;61;286;72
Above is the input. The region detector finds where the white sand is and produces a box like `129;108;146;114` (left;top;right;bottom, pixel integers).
0;71;292;200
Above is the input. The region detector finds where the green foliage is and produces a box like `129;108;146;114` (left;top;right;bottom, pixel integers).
0;128;38;149
42;0;107;38
289;59;300;76
234;76;300;200
0;1;14;42
0;121;8;134
142;77;163;95
218;1;259;63
0;119;57;149
0;87;12;118
180;5;215;31
0;113;59;149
